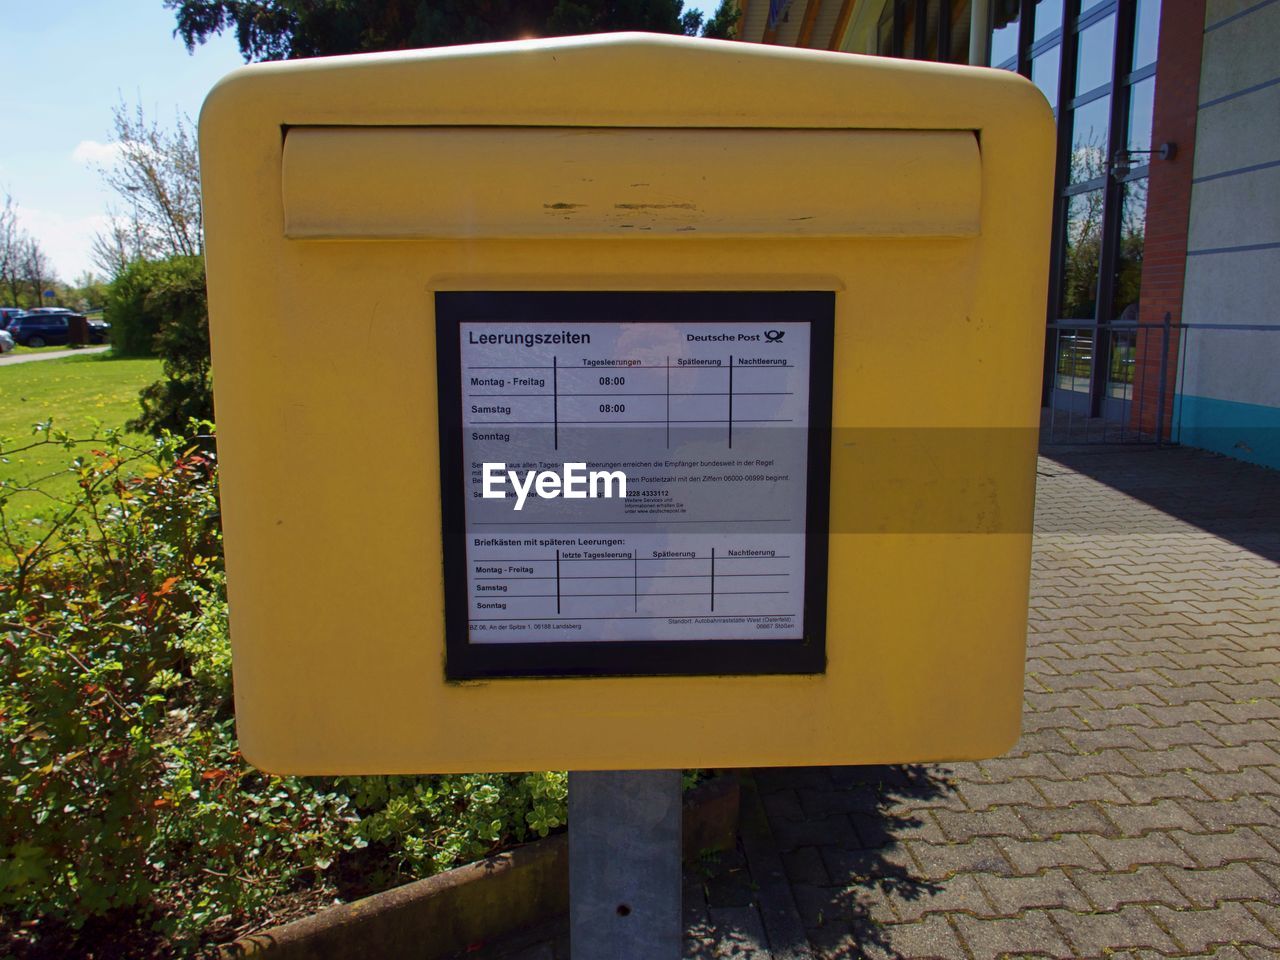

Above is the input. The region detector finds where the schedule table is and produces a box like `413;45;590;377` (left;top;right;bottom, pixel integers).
455;315;816;645
465;349;799;450
469;544;796;620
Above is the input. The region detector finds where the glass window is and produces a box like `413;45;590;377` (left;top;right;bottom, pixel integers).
1075;14;1116;96
989;0;1020;68
1132;0;1160;69
1127;77;1155;154
1061;190;1105;320
1112;178;1148;322
1033;0;1063;42
1107;330;1136;398
1068;94;1111;185
1032;45;1061;110
1056;331;1095;392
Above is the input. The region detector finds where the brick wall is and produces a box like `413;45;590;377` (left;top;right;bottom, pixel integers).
1130;0;1204;436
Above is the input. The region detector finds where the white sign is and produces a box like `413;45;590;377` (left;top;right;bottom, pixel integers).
458;317;813;644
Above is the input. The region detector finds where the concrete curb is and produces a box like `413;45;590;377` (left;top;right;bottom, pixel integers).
219;774;739;959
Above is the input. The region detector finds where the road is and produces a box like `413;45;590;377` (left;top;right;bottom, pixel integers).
0;345;110;365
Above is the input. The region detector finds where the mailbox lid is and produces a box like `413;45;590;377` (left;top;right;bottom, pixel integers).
281;126;980;239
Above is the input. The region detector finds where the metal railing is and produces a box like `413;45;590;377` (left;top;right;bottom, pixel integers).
1043;317;1280;446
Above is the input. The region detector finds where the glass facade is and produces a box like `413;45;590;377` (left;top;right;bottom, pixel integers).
1032;45;1061;108
990;1;1020;67
1068;95;1112;184
987;0;1161;415
1074;14;1116;96
1113;178;1147;322
1034;0;1064;41
871;0;1162;416
1127;77;1155;152
1132;0;1160;67
1061;190;1105;321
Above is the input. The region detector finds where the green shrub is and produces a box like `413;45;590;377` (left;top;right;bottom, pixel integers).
341;771;567;881
0;427;567;954
103;258;175;357
103;256;213;436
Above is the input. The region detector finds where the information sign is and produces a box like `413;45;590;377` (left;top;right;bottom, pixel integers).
436;292;833;679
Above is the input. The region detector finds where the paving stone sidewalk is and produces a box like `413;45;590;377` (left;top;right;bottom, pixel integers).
474;444;1280;959
738;446;1280;959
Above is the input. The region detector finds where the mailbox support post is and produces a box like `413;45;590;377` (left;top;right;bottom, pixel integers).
569;769;682;959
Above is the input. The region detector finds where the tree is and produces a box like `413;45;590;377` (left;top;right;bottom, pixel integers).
0;193;25;306
104;255;213;429
69;271;110;312
1;197;60;309
21;236;55;307
129;256;213;434
140;0;738;435
90;215;148;279
166;0;739;61
1;200;67;308
1113;177;1147;320
89;102;202;276
701;0;738;38
1059;130;1108;322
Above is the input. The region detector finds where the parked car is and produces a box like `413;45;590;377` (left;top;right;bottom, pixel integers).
0;307;25;330
17;307;110;344
7;313;78;347
0;328;14;354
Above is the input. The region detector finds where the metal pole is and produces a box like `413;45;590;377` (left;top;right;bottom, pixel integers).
970;0;990;65
569;769;682;960
1156;311;1170;446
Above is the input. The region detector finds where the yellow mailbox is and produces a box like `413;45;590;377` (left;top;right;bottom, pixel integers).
200;33;1054;774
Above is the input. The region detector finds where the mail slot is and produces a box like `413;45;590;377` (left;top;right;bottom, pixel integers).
281;127;981;238
200;33;1055;774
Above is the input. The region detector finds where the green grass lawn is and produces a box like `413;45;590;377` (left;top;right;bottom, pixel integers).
0;352;163;539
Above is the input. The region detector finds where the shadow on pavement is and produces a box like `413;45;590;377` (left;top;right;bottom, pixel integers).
451;764;958;958
684;839;776;958
752;764;956;958
1040;445;1280;564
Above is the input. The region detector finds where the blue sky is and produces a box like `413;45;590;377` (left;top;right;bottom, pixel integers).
1;2;710;284
1;1;244;282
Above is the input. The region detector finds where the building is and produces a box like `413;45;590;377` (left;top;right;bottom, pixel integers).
737;0;1280;469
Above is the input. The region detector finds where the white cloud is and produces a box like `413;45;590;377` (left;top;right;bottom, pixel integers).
15;205;114;281
71;140;123;167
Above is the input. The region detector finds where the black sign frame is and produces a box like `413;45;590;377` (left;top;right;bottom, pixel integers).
436;291;833;680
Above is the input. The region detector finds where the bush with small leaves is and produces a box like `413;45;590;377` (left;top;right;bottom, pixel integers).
0;425;568;954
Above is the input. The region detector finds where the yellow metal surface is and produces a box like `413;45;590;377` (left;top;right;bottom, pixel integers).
282;127;980;238
200;33;1054;775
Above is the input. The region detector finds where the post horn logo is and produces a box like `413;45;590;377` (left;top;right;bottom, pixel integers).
764;329;785;343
